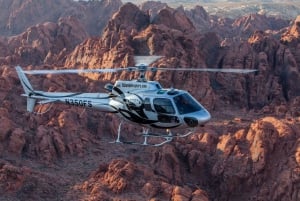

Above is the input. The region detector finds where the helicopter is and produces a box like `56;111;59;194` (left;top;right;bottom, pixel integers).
16;56;257;146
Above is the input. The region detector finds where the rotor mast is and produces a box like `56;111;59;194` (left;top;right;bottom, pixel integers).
134;56;162;82
137;64;148;82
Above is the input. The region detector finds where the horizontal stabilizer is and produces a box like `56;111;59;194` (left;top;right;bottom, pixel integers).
38;99;58;104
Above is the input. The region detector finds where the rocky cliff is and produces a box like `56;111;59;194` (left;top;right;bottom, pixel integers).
0;0;122;36
65;3;300;109
0;1;300;201
0;17;88;66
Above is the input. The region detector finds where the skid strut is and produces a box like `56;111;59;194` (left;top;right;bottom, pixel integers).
115;120;123;143
111;121;196;146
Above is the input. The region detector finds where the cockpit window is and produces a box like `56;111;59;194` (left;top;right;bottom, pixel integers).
153;98;175;114
173;93;203;114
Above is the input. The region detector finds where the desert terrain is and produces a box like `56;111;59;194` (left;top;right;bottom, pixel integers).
0;0;300;200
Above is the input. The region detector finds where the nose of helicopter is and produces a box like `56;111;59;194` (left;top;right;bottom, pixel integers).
183;109;211;127
197;109;211;125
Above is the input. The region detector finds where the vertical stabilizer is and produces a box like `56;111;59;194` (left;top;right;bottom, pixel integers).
15;66;36;112
15;66;33;94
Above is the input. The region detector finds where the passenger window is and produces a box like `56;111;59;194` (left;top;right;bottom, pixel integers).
153;98;175;114
144;98;152;111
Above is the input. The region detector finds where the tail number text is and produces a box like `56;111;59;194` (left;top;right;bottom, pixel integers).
65;99;92;107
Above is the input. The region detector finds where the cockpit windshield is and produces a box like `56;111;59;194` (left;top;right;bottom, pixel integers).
173;93;203;114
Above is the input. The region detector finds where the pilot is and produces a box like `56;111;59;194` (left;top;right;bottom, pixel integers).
175;95;189;114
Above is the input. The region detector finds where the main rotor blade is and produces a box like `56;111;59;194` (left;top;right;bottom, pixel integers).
23;66;257;75
159;68;258;74
23;68;124;75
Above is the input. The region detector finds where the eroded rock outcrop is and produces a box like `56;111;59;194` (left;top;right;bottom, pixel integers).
216;29;300;109
281;15;300;71
77;159;210;200
64;116;300;201
65;3;218;108
232;13;290;38
0;161;29;193
0;0;122;36
0;159;75;201
0;2;300;201
213;117;300;200
172;116;300;201
0;17;88;66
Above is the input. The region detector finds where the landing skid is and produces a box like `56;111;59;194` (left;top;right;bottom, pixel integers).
110;121;196;146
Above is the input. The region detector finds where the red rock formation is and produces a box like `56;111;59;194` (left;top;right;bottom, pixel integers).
139;0;168;20
0;2;300;201
139;2;210;33
0;105;27;157
59;115;300;201
281;15;300;42
152;6;195;32
212;117;300;200
0;161;28;193
78;158;210;200
139;3;290;40
281;15;300;70
65;3;218;109
63;4;300;110
185;5;211;32
8;128;26;155
232;13;290;38
0;0;122;36
0;16;88;66
75;0;123;36
215;29;300;108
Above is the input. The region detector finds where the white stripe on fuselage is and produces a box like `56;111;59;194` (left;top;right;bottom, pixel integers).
26;91;117;112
